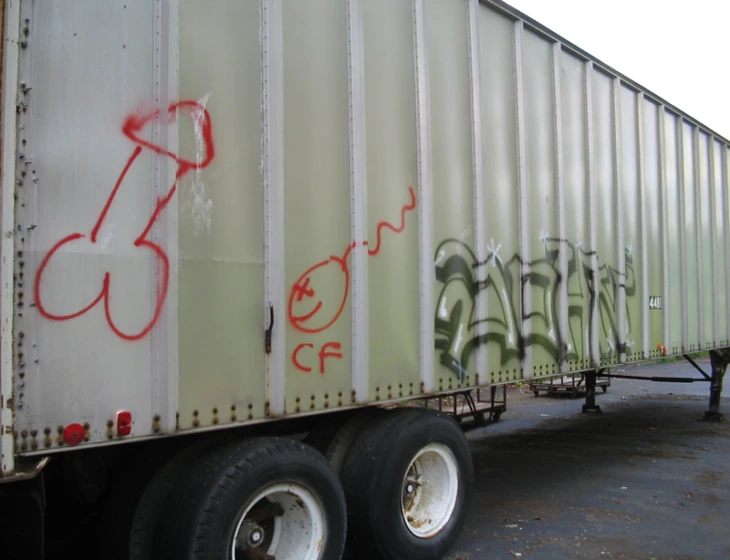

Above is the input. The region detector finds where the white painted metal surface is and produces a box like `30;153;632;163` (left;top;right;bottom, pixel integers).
1;0;21;475
262;0;286;417
0;0;728;466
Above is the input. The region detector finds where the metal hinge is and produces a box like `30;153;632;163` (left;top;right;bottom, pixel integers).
265;304;274;354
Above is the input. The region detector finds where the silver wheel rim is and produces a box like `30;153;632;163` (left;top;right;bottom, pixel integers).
231;482;325;560
401;443;460;538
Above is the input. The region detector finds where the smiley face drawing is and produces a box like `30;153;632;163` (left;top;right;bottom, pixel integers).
287;253;350;334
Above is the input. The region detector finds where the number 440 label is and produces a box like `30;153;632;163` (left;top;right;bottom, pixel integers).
649;296;663;310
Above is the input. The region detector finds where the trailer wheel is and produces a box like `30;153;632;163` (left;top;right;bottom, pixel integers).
341;408;473;560
153;438;347;560
306;408;386;474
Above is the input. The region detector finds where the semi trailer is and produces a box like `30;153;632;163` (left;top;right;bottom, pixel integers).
1;0;729;558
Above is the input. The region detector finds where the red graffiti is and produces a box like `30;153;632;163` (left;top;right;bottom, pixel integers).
288;187;416;373
365;187;416;256
34;101;215;341
292;341;343;374
293;343;314;373
288;187;416;336
318;341;343;374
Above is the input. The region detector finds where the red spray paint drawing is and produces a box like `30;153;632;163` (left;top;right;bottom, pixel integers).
288;187;416;372
34;101;215;341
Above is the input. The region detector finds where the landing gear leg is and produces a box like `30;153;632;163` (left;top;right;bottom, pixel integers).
582;370;602;414
704;349;730;421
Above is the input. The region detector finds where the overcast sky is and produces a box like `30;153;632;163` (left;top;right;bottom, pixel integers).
506;0;730;140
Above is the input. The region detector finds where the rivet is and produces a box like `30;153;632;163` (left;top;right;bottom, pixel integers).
153;414;160;422
231;405;236;411
21;430;28;438
31;440;38;450
338;400;342;406
106;420;113;428
153;427;160;433
248;413;253;420
338;391;342;397
44;440;51;448
231;414;237;421
83;422;90;430
43;427;50;435
295;397;301;403
108;434;113;440
324;393;329;399
193;410;199;416
248;404;253;409
212;407;218;414
212;418;219;425
30;429;37;438
310;403;315;409
83;437;89;443
310;395;315;400
193;419;200;427
295;406;301;413
57;425;63;434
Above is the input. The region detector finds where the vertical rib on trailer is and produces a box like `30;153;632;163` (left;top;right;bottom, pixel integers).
346;0;369;403
611;79;626;363
0;0;20;476
413;0;435;393
513;21;531;378
262;0;286;416
584;62;600;367
637;93;650;361
552;42;569;373
467;0;488;384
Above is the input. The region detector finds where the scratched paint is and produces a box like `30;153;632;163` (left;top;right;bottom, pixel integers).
34;101;216;341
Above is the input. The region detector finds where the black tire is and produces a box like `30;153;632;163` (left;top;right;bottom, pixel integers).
306;408;387;474
153;437;347;560
341;408;473;560
130;441;219;559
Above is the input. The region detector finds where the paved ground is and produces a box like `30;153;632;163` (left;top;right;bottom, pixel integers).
444;358;730;560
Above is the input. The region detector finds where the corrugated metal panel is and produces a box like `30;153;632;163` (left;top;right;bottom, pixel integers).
15;0;161;448
7;0;730;456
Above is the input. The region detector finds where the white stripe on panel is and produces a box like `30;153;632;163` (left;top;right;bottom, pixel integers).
152;0;179;433
708;137;719;347
262;0;286;416
658;106;671;353
514;22;531;378
346;0;369;403
677;123;688;352
467;0;487;384
413;0;435;393
0;0;22;475
584;62;600;367
692;127;705;349
612;79;626;362
552;43;568;373
636;94;650;361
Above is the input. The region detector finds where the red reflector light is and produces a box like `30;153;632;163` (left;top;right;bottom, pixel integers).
117;410;132;436
63;423;85;446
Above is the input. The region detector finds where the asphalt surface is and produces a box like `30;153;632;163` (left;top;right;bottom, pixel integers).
444;358;730;560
